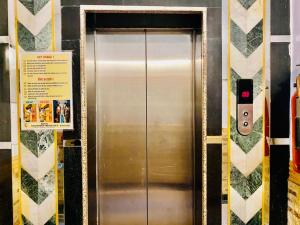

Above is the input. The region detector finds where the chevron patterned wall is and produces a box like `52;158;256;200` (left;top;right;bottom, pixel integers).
229;0;265;224
15;0;58;225
229;0;265;225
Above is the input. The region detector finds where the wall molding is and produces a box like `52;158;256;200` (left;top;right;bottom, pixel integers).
271;35;291;43
0;36;9;43
207;136;223;144
0;142;12;149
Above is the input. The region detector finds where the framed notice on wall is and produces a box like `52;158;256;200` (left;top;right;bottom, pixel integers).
20;52;73;130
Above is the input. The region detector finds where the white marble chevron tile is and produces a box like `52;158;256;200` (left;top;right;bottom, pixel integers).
21;191;38;225
17;0;52;36
21;191;56;225
253;91;264;122
38;192;56;225
231;0;263;34
21;142;55;181
230;186;263;223
231;139;263;177
230;92;237;119
231;44;263;78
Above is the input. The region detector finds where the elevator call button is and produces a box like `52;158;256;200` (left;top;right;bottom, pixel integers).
237;79;253;136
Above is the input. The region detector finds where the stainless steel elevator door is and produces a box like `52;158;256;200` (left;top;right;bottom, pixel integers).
95;33;147;225
95;31;197;225
147;32;194;225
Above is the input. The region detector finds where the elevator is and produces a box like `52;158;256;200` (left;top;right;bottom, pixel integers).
84;7;206;223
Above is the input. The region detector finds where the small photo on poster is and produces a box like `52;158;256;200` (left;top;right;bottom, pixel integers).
38;101;53;123
53;100;71;123
23;103;37;122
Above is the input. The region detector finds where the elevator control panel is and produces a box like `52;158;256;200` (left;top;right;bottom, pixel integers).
237;79;253;136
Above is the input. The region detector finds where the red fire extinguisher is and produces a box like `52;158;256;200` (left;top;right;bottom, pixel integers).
292;75;300;172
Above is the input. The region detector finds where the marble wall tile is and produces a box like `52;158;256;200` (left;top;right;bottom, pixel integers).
21;168;55;205
230;116;263;153
231;209;262;225
270;43;290;138
270;145;289;225
271;0;290;35
231;164;262;199
61;7;80;40
64;147;82;225
207;144;222;225
18;21;52;51
207;37;222;135
231;20;263;57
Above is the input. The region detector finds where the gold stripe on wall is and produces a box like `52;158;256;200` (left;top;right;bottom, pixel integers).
51;2;59;225
262;1;267;224
13;0;22;223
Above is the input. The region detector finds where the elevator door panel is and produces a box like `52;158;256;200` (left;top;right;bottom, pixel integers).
95;31;197;225
147;32;194;225
95;33;147;225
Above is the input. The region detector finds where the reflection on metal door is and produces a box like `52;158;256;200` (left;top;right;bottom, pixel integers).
94;30;201;225
147;32;194;225
96;33;147;225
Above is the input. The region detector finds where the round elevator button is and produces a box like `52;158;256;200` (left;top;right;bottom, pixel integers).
243;111;249;116
243;122;249;127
